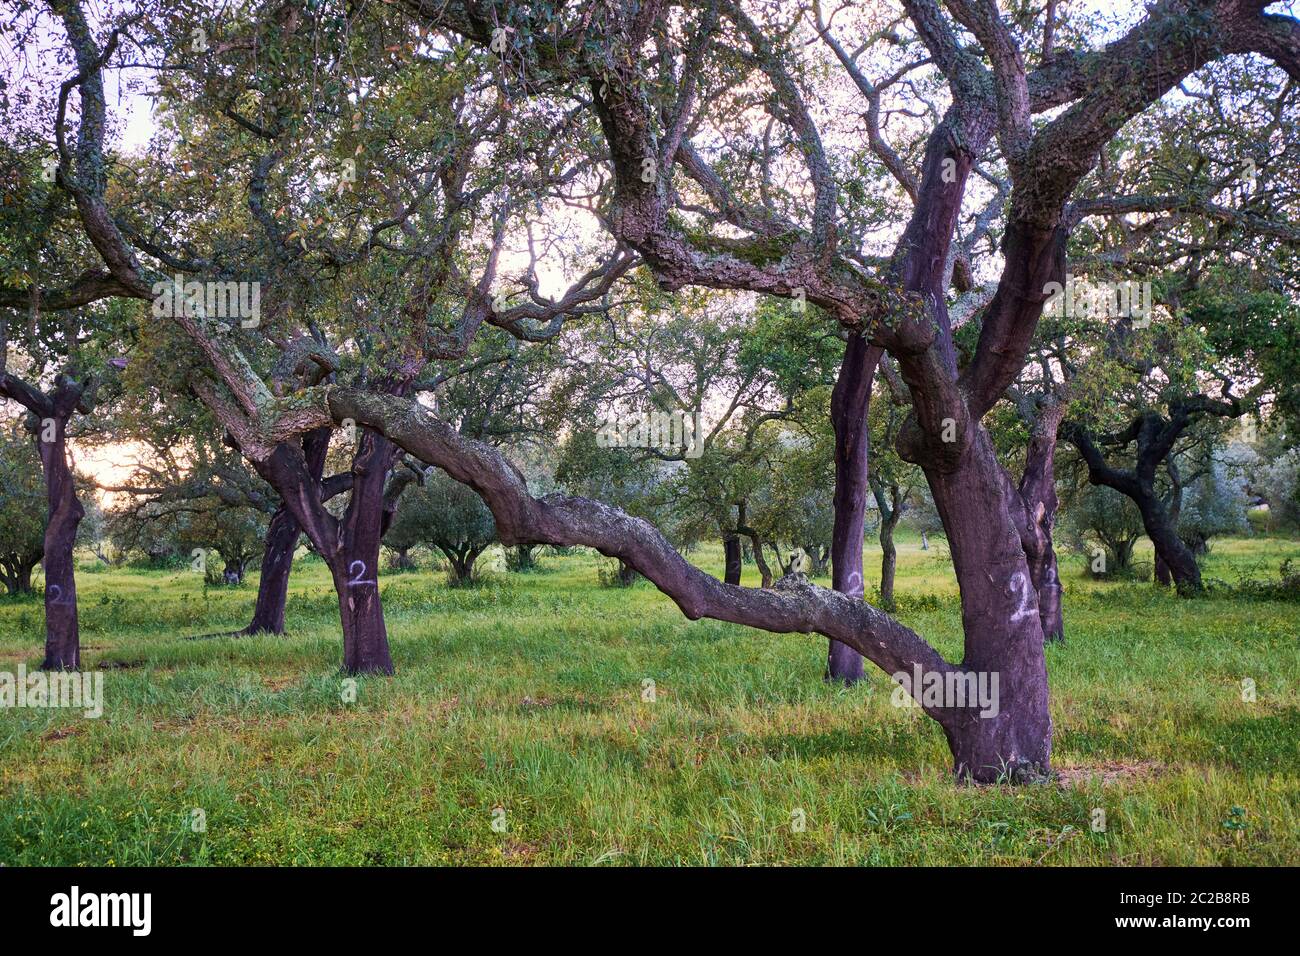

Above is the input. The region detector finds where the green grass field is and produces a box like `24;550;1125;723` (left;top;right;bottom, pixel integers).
1;532;1297;866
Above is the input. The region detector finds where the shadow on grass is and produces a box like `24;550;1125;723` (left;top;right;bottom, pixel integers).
1196;707;1300;774
752;724;935;765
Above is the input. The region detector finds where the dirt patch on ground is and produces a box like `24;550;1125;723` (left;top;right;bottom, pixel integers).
502;839;540;862
41;726;84;742
1055;760;1164;788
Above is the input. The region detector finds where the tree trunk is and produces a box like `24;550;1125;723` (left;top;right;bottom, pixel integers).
330;430;398;675
443;546;485;585
1154;551;1171;586
1;559;37;595
507;544;536;571
722;532;742;586
879;516;898;612
617;559;637;587
925;428;1053;782
242;427;329;636
1137;493;1202;593
827;332;882;685
38;415;83;671
748;534;773;588
221;560;245;585
244;504;299;634
1017;404;1065;643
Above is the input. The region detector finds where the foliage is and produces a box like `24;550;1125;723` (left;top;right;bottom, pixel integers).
386;469;497;586
0;422;44;593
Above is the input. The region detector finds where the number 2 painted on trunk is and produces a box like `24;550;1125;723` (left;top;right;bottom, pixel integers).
1009;571;1035;624
47;584;74;606
346;560;376;587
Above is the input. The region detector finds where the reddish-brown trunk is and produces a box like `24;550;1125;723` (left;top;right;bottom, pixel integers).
38;416;83;671
1136;494;1202;594
927;429;1053;781
243;505;298;635
331;430;399;675
827;333;883;685
242;428;330;636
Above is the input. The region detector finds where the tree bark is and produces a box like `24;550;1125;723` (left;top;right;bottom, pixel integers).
507;544;536;571
1;558;39;595
827;332;883;685
878;530;899;613
1063;411;1215;596
221;560;245;585
870;478;903;612
747;533;773;588
244;504;299;633
241;427;330;636
1017;404;1066;643
722;532;742;586
924;428;1053;781
879;514;899;613
329;429;399;675
1135;492;1202;593
617;558;638;587
38;414;83;670
442;544;487;585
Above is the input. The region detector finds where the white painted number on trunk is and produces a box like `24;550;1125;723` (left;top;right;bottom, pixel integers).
1009;571;1036;624
347;560;376;587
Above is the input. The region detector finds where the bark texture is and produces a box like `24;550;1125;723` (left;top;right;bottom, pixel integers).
827;333;883;684
38;413;84;670
242;427;331;636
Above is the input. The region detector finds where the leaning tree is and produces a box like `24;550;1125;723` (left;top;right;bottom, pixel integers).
6;0;631;672
304;0;1295;778
17;0;1300;781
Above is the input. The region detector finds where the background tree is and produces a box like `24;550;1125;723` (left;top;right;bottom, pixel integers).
1061;483;1146;576
387;468;497;586
0;419;47;594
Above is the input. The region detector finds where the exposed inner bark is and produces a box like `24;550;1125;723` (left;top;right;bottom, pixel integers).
243;505;298;633
329;429;400;675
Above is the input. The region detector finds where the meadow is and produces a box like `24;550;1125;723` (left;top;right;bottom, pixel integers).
0;532;1296;866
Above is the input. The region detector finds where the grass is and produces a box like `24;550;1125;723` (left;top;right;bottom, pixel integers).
0;531;1297;866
